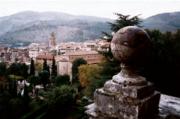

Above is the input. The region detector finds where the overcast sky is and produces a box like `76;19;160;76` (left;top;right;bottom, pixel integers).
0;0;180;19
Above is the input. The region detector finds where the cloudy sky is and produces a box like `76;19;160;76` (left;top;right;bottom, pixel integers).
0;0;180;19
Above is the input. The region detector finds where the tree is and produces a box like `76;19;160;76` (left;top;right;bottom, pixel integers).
78;64;101;87
102;13;141;41
78;64;102;97
72;58;87;82
20;63;28;79
43;59;49;72
8;77;17;97
28;76;39;87
54;75;70;86
0;62;7;76
43;59;50;78
44;85;76;119
8;63;28;80
35;62;43;72
39;70;50;90
51;57;57;77
0;62;7;92
20;85;31;113
142;29;180;97
8;63;20;76
28;75;39;96
109;13;141;32
30;58;35;76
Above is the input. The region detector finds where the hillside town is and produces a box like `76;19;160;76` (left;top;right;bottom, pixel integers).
0;5;180;118
0;32;109;78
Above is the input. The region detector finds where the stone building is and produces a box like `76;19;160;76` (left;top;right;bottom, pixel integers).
36;53;54;65
28;43;38;58
57;58;72;76
97;40;110;52
56;51;104;79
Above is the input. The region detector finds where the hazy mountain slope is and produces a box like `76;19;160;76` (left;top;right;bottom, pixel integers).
0;11;111;43
1;11;180;44
142;12;180;31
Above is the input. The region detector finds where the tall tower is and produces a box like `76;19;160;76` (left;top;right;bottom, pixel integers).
49;32;56;47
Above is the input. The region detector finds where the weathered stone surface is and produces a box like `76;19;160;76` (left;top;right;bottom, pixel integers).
159;95;180;118
85;94;180;119
104;80;155;99
85;26;161;119
112;71;147;86
93;87;160;119
111;26;151;67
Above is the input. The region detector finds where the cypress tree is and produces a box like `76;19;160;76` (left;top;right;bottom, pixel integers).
43;59;50;75
43;59;48;71
30;58;35;76
72;58;87;81
51;57;57;77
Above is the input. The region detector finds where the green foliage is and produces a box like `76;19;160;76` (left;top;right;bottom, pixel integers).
39;70;50;90
54;75;70;86
28;76;39;87
0;62;7;76
100;60;120;77
91;60;120;95
51;57;57;77
46;85;76;107
102;13;141;41
8;63;20;75
30;58;35;76
72;58;87;82
21;63;29;79
44;85;77;118
78;64;101;87
43;59;50;74
8;77;17;97
7;63;28;79
109;13;141;32
78;64;102;97
77;59;120;98
35;63;43;72
8;75;24;80
143;29;180;97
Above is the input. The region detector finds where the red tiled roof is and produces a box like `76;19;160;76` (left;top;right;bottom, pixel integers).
36;54;54;60
63;51;99;56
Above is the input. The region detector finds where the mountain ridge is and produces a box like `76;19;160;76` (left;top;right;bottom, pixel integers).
0;11;180;44
0;11;112;43
142;11;180;31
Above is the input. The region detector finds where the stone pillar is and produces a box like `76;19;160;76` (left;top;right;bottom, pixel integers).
85;26;160;119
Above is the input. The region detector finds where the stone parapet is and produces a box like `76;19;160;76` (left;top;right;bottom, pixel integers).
85;26;161;119
85;94;180;119
104;80;155;99
86;79;160;119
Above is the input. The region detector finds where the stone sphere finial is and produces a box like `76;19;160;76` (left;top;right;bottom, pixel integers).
111;26;151;68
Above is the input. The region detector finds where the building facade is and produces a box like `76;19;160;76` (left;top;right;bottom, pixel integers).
56;51;104;79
